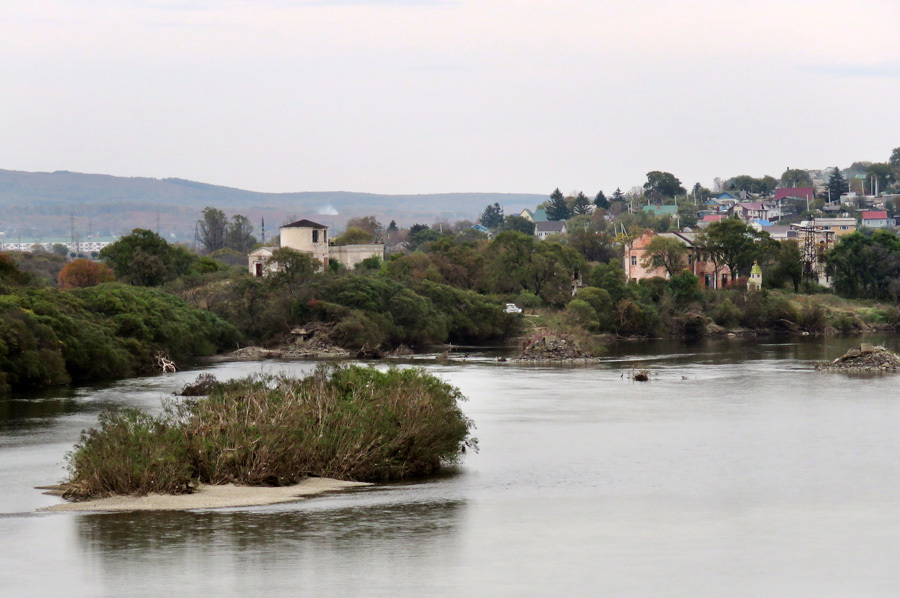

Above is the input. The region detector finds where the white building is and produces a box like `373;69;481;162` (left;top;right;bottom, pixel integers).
249;219;384;276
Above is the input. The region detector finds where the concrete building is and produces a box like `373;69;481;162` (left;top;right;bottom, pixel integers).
814;217;856;238
248;218;384;276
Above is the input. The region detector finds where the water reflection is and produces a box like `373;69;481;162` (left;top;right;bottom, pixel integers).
74;497;466;594
0;395;83;428
76;498;465;553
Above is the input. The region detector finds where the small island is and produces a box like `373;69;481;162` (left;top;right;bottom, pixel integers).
52;365;475;510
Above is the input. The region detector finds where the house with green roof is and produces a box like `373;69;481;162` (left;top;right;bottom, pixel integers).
642;205;677;217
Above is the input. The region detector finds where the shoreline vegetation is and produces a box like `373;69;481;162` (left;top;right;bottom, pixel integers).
61;365;475;502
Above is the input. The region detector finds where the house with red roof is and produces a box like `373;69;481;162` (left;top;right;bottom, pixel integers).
861;211;894;229
774;187;815;202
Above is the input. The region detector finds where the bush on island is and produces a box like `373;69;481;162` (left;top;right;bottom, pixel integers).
65;365;476;500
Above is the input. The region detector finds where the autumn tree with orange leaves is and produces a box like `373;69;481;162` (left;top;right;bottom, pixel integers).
58;259;115;288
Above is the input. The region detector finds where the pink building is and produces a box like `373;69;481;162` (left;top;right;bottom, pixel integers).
624;232;731;288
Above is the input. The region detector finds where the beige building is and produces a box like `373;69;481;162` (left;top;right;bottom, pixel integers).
248;219;384;276
814;217;856;238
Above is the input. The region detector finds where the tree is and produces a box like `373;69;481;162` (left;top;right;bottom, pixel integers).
486;231;583;305
780;168;813;188
346;216;384;239
826;231;900;300
890;147;900;170
199;207;228;254
498;215;535;235
643;171;685;198
696;218;760;283
98;229;194;286
58;259;115;288
386;220;399;244
334;227;374;245
612;188;625;203
827;167;849;202
594;191;609;210
865;163;895;195
479;203;504;229
50;243;69;257
225;214;257;253
764;240;803;292
546;188;570;221
641;236;688;278
267;247;320;296
572;192;592;215
407;224;442;250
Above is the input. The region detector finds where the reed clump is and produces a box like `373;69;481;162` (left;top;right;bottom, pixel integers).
64;365;476;500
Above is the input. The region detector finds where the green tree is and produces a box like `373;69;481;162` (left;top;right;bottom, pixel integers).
407;224;442;250
334;227;375;245
826;231;900;300
641;236;687;277
827;167;849;202
612;188;625;203
643;171;685;198
697;218;759;283
479;203;504;229
572;192;592;215
865;163;895;194
498;215;535;235
486;231;583;305
225;214;257;253
199;207;228;254
765;240;803;292
267;247;320;296
99;229;194;286
780;168;813;188
546;188;570;221
594;191;609;210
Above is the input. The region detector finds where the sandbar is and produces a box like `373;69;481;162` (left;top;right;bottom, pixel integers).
41;477;369;513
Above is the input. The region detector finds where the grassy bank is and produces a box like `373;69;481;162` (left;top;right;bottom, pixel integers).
64;365;476;499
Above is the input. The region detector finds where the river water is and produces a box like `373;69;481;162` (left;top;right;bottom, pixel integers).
4;336;900;596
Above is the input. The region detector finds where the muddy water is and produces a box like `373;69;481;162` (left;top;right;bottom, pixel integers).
4;337;900;596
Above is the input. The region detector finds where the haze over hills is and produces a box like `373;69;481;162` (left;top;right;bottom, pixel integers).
0;169;546;243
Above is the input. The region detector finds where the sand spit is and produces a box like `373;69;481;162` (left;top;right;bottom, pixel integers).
40;478;369;513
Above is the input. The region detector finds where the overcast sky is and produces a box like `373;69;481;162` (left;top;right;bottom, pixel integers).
2;0;899;195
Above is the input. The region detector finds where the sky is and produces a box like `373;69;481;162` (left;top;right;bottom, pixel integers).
2;0;899;196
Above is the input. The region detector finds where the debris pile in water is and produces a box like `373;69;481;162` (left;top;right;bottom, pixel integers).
518;333;590;361
816;343;900;373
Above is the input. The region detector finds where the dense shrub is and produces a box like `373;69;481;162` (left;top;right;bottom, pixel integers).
66;408;193;498
0;283;239;392
65;366;476;499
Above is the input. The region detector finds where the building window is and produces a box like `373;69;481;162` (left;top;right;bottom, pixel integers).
313;230;319;243
630;256;637;266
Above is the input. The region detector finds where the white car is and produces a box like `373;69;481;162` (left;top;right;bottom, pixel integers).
505;303;523;314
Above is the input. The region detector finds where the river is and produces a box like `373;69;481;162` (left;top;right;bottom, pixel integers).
3;336;900;596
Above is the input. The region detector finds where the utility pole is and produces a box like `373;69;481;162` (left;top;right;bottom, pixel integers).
261;217;266;245
70;211;78;257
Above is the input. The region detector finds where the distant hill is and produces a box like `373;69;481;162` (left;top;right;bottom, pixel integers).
0;169;546;242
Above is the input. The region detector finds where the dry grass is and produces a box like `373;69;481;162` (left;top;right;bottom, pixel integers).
65;365;476;499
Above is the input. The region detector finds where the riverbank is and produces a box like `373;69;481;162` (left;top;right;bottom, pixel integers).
40;478;369;512
517;291;900;358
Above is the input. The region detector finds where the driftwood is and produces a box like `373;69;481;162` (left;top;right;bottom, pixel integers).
155;352;177;373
